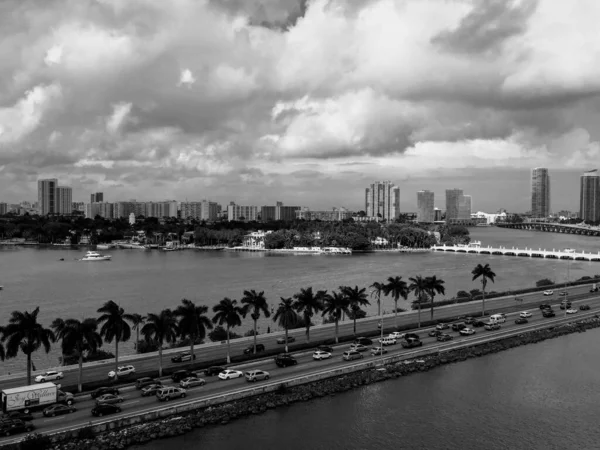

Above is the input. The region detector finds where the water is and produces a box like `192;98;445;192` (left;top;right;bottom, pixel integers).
0;227;599;372
135;328;600;450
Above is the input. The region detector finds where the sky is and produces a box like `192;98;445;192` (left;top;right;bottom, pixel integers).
1;0;600;213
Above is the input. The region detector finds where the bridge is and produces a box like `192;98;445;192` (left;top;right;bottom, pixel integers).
431;242;600;261
497;222;600;236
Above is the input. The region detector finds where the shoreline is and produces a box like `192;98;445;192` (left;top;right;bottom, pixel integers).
13;316;600;450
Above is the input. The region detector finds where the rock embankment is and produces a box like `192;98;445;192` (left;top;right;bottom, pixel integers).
18;317;600;450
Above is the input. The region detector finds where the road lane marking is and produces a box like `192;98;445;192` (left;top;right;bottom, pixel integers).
43;416;67;422
122;400;140;405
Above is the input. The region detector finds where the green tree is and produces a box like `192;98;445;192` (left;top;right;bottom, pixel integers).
369;281;385;317
292;287;326;343
129;313;146;351
272;297;298;352
50;318;67;366
174;299;213;360
425;275;445;321
321;291;350;343
240;290;270;354
1;308;55;385
408;275;428;328
472;263;496;315
141;309;179;377
212;298;245;364
383;276;409;327
96;300;135;376
340;285;370;335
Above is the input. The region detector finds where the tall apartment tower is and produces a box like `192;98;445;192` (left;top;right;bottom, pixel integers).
38;178;58;215
365;181;400;222
56;186;72;215
445;189;462;222
91;192;104;203
459;195;472;219
416;190;434;223
580;170;600;222
531;168;550;218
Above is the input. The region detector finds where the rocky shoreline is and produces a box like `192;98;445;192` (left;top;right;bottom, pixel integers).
13;317;600;450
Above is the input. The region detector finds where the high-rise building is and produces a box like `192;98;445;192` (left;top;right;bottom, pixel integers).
416;190;434;223
365;181;400;222
459;195;472;219
227;204;259;222
531;168;551;218
91;192;104;203
56;186;72;214
445;189;472;223
180;201;218;221
38;178;58;215
580;169;600;223
0;203;7;215
434;208;442;222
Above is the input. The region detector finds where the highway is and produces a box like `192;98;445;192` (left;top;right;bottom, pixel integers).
0;284;597;392
1;292;599;445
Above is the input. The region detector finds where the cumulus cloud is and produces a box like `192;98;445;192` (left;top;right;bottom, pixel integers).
178;69;196;87
106;102;133;135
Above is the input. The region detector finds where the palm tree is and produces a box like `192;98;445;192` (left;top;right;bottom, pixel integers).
340;285;370;335
141;309;179;377
321;291;350;343
425;275;446;321
1;307;55;385
240;290;270;354
369;281;385;316
59;318;103;392
383;276;409;327
472;263;496;315
292;287;327;343
50;318;67;366
0;327;5;362
130;313;146;351
212;298;245;364
96;300;135;376
408;275;428;328
174;299;213;360
272;297;298;352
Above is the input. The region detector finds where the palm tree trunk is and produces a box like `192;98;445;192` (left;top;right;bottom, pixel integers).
335;319;339;343
158;345;163;377
353;317;357;335
417;300;422;328
190;339;195;361
430;295;435;321
284;328;289;353
78;353;84;393
226;327;231;364
27;354;32;386
481;280;486;316
115;340;119;377
253;319;257;354
394;300;398;327
136;329;140;351
377;296;381;316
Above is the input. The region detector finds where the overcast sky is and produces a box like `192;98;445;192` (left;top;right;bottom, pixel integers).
0;0;599;212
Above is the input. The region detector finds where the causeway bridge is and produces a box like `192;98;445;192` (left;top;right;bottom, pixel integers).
497;222;600;236
431;242;600;261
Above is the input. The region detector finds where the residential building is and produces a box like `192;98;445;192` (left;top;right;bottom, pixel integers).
38;178;58;215
416;190;434;223
261;202;302;221
261;206;276;221
72;202;85;212
458;195;472;219
144;201;178;218
365;181;400;221
227;204;259;222
580;170;600;223
434;208;442;222
180;202;203;220
90;192;104;203
446;189;473;224
296;207;353;221
200;200;219;221
242;231;273;249
0;203;7;215
56;186;72;214
531;167;551;218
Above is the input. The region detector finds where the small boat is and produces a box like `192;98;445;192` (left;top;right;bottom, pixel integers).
81;251;111;261
118;242;147;250
96;244;116;250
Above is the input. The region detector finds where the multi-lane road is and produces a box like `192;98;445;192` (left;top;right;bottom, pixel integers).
1;292;599;445
0;284;597;392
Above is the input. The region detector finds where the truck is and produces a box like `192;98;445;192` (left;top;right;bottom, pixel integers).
1;382;72;414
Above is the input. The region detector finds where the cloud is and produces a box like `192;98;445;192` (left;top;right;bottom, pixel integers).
106;102;133;135
178;69;196;87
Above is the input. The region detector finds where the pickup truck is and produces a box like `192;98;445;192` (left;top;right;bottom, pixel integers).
401;338;423;349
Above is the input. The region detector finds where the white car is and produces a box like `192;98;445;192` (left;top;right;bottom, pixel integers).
378;337;397;346
459;327;476;336
371;346;388;356
349;343;368;352
35;370;64;383
566;308;578;314
519;311;532;318
108;365;136;379
218;369;243;380
388;332;405;339
312;350;332;360
543;290;554;296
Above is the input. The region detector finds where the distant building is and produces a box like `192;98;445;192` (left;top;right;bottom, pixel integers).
90;192;104;203
531;167;551;218
0;203;7;215
580;170;600;222
445;189;472;223
72;202;85;212
260;202;302;221
434;208;442;222
129;212;136;225
242;231;273;249
227;204;259;222
296;207;353;221
365;181;400;222
416;190;434;223
38;178;58;215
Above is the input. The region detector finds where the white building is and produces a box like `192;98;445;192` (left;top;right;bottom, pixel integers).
129;212;136;225
242;231;273;249
227;204;259;222
470;211;507;224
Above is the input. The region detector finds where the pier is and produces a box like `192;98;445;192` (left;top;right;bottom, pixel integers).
497;222;600;236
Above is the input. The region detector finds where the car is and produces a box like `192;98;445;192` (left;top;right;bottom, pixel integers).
243;343;266;354
171;351;196;363
135;377;161;390
317;345;334;353
218;369;244;380
245;370;270;382
34;370;63;383
0;419;34;436
515;297;524;302
515;317;529;324
95;394;124;405
370;346;388;356
91;403;121;417
559;291;569;296
428;329;443;337
543;290;554;296
378;337;397;346
108;365;135;379
464;316;475;324
543;310;556;318
389;331;405;339
180;377;206;388
349;343;368;352
354;337;373;346
580;304;591;311
566;308;578;314
2;412;33;422
275;353;297;367
204;366;226;377
590;286;599;293
435;323;449;330
560;302;572;310
459;327;476;336
277;336;295;344
377;320;382;329
539;304;552;310
404;333;420;341
472;320;485;328
313;350;332;360
156;387;187;402
452;323;466;332
520;311;532;318
484;323;501;331
401;338;423;348
91;387;120;399
342;350;364;361
42;404;76;417
171;370;197;383
141;384;164;397
436;333;452;342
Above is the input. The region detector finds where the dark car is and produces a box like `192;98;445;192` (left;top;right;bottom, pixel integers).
141;384;164;397
354;337;373;346
401;337;423;349
539;304;552;310
472;320;485;328
580;304;591;311
171;370;197;383
204;366;226;377
404;333;420;341
276;336;296;344
0;419;34;436
171;351;196;363
91;403;121;417
515;317;529;324
2;412;33;422
543;310;556;318
464;316;475;324
590;286;599;292
243;343;266;354
43;405;76;417
451;323;466;332
91;386;120;399
317;345;334;353
135;377;161;390
275;353;297;367
428;329;443;337
560;302;572;310
437;334;452;342
559;291;569;296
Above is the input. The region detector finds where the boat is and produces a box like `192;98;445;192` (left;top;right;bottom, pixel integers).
96;244;116;250
476;223;491;227
118;242;147;250
80;251;111;261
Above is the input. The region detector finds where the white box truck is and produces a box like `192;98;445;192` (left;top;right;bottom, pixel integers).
1;382;59;414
